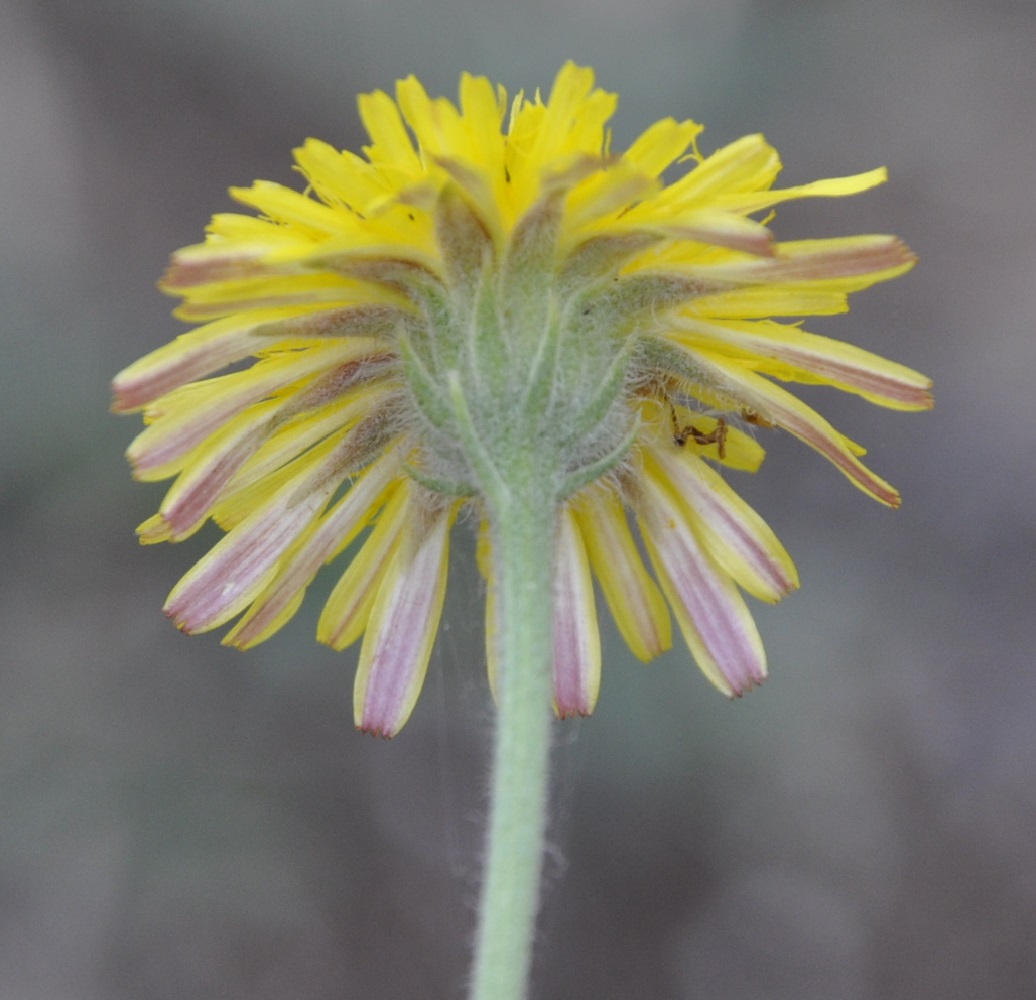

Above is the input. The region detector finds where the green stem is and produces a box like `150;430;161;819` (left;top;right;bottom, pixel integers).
469;472;557;1000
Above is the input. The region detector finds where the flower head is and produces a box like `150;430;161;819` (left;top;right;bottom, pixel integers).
113;63;932;736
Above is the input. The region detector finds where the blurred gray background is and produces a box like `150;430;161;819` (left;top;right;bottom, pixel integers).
3;0;1034;997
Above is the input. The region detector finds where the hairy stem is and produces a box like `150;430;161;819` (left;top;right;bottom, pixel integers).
469;465;557;1000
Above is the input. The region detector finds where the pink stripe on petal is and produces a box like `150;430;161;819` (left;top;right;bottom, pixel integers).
573;489;671;662
225;452;400;648
552;508;601;718
674;319;932;411
175;288;357;323
128;342;368;477
767;345;933;409
316;487;408;650
661;212;775;256
648;446;798;603
691;352;903;507
355;508;452;737
147;423;275;542
112;321;263;414
696;235;915;285
161;252;297;291
639;473;766;696
113;306;400;413
164;475;337;633
129;389;282;482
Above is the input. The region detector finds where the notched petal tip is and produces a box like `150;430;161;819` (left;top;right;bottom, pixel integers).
554;705;594;721
725;670;765;699
163;603;198;635
356;722;397;739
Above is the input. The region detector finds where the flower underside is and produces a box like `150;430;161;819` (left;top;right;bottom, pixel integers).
113;63;932;736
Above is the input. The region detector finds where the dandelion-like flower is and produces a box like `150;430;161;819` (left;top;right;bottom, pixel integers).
113;63;932;738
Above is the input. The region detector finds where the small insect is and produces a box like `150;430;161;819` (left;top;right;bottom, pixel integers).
670;404;728;459
739;407;774;428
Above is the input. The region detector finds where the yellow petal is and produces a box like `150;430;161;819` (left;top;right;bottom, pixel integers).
228;180;351;238
691;286;851;319
293;138;389;213
476;519;500;703
358;87;422;175
651;134;780;213
714;166;888;214
622;117;703;179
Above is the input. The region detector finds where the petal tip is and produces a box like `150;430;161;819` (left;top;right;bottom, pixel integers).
356;720;397;739
726;671;766;698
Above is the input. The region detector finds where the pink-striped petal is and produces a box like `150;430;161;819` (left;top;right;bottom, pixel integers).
224;450;403;648
671;317;933;410
112;314;283;414
354;506;453;737
111;305;404;414
651;211;776;256
140;404;278;542
638;469;767;696
646;445;798;603
127;340;372;479
686;350;904;507
316;485;409;651
163;436;348;633
206;388;395;532
687;234;916;287
572;487;671;662
552;507;601;718
158;212;306;288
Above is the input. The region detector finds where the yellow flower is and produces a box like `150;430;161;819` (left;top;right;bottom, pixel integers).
113;63;932;736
